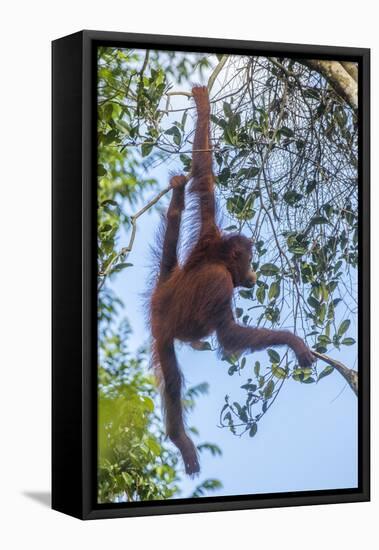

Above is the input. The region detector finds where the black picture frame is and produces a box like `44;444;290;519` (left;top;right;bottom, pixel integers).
52;30;370;520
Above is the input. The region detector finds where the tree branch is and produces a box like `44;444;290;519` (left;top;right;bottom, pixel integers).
300;60;358;111
340;61;358;83
312;350;358;396
165;90;193;98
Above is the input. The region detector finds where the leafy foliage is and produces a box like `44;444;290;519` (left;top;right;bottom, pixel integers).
98;299;222;503
209;57;357;435
98;318;179;502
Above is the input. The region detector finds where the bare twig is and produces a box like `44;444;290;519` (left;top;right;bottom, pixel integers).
166;55;229;100
98;182;183;290
208;55;229;92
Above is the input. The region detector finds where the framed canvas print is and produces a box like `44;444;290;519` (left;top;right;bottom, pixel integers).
52;30;370;520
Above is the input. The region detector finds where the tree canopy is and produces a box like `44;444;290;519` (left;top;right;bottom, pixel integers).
97;47;358;495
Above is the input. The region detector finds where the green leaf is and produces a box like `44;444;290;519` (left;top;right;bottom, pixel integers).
249;423;258;437
103;129;118;145
98;164;107;177
211;114;226;129
268;349;280;363
236;307;243;318
272;364;287;379
241;383;257;391
306;180;317;194
321;284;329;302
268;281;280;300
237;167;258;179
121;471;133;485
254;361;260;377
293;367;314;383
111;262;133;273
103;103;113;121
100;224;113;233
318;334;331;345
197;443;222;457
101;199;118;207
260;263;279;276
309;216;329;227
302;376;316;384
223;102;233;119
315;344;328;354
292;372;303;382
301;367;313;377
141;142;154;157
307;296;320;310
305;87;320;100
338;319;351;336
146;437;161;456
239;408;248;422
142;396;155;412
165;125;180;137
342;337;356;346
256;285;265;304
102;239;114;254
226;195;245;215
283;190;303;205
317;365;334;381
280;126;294;138
264;379;275;399
291;246;307;256
247;166;260;177
319;303;326;323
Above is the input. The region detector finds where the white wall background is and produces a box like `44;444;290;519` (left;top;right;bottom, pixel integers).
0;1;376;548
